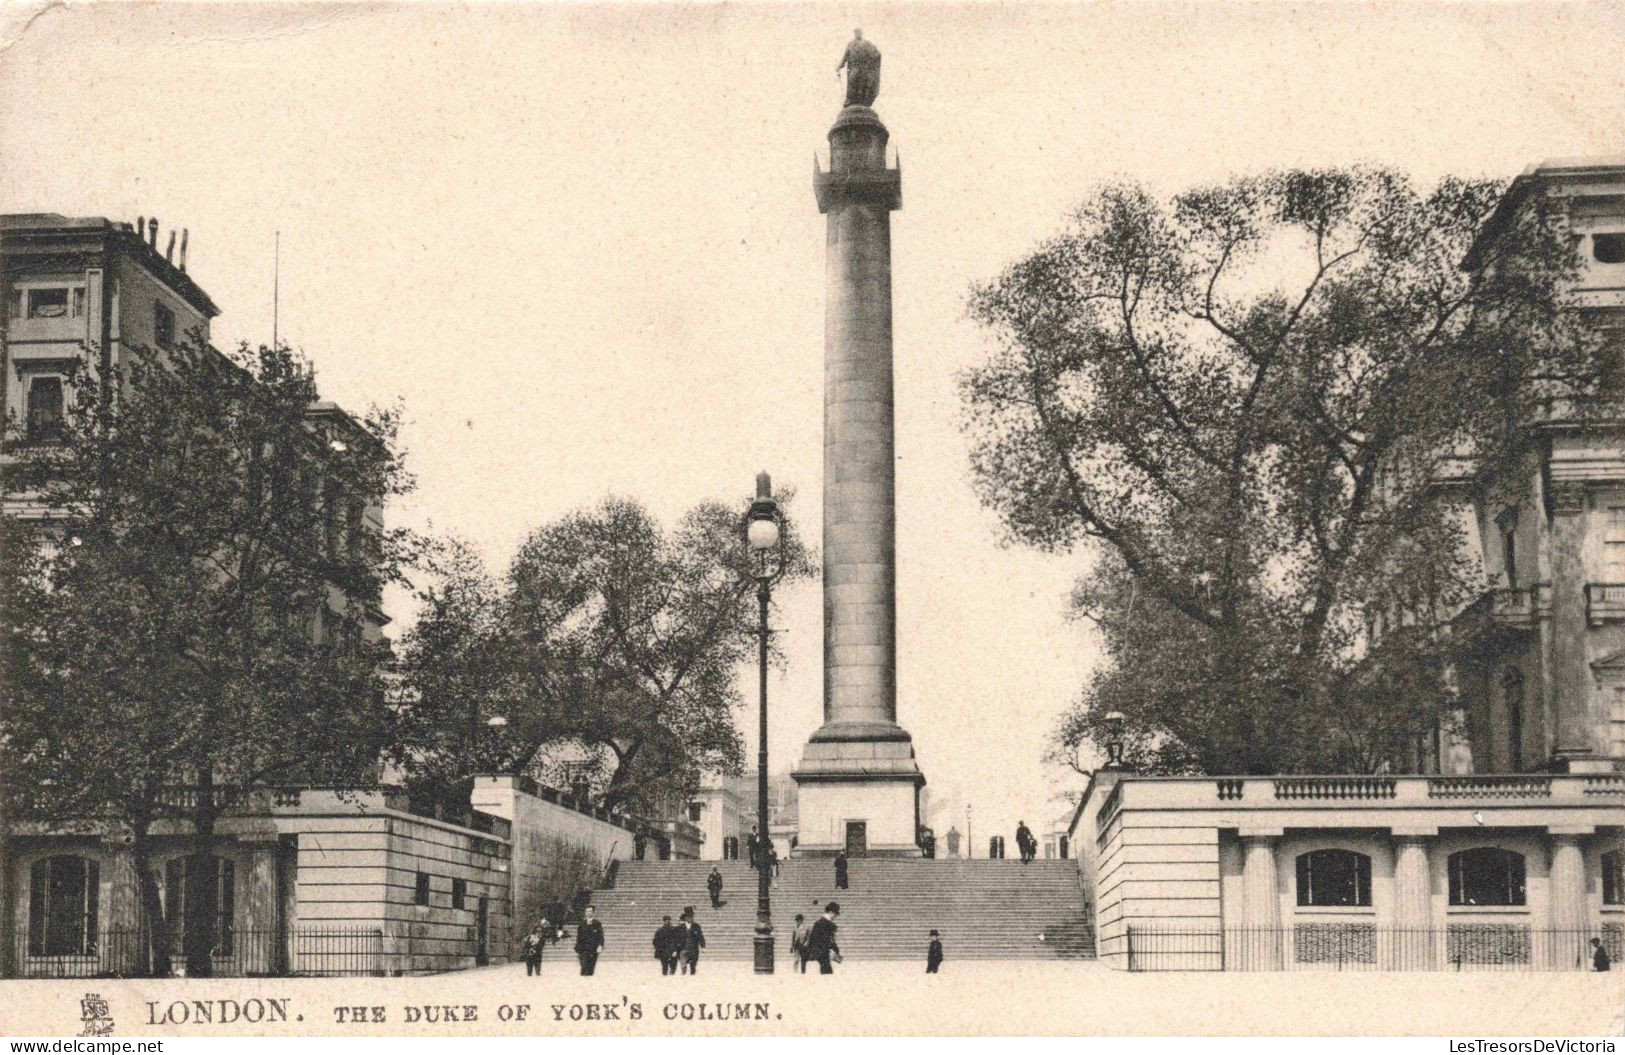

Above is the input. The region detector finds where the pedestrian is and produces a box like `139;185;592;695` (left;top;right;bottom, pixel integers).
790;913;809;973
834;850;849;890
707;865;724;908
1016;820;1034;865
634;832;647;861
653;915;679;975
748;826;762;870
574;905;605;976
768;847;780;881
1592;937;1612;971
806;902;842;974
680;907;706;974
521;925;545;976
926;929;944;973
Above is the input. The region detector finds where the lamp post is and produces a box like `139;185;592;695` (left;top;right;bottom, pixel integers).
1103;710;1126;769
744;470;786;973
966;804;973;860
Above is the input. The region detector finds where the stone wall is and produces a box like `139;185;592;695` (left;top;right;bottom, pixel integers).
472;776;637;948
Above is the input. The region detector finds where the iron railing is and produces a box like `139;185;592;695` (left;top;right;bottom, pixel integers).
9;927;384;979
1123;925;1622;972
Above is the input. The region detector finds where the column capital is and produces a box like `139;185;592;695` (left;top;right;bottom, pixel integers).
1239;829;1282;841
1547;826;1595;839
1392;829;1437;841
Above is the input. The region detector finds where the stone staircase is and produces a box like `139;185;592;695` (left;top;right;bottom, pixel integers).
585;858;1094;962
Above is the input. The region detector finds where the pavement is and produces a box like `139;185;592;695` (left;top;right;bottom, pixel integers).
4;959;1619;1037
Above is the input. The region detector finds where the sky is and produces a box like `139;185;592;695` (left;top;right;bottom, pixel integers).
2;0;1623;846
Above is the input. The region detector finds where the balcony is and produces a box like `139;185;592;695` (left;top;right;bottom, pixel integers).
1586;583;1625;625
1453;585;1549;639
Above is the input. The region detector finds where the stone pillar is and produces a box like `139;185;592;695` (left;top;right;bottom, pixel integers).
1392;835;1434;969
242;839;283;975
1548;832;1588;970
793;76;924;857
101;845;143;976
1546;483;1599;769
1240;836;1281;970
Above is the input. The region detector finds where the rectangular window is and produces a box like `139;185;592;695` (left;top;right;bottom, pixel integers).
161;855;235;956
1608;507;1625;581
1612;688;1625;759
1502;526;1517;587
26;376;65;443
451;877;467;911
26;287;69;319
414;872;431;907
154;300;175;349
71;287;86;317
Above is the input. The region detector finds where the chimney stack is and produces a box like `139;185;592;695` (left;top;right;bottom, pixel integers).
165;230;176;263
148;217;159;248
137;216;146;239
179;229;189;272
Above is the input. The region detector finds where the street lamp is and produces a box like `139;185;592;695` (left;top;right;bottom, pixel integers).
743;470;786;974
1103;710;1126;769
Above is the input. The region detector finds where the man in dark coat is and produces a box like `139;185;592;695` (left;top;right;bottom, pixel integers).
926;929;944;973
790;913;810;973
522;925;546;976
653;915;680;975
574;905;605;976
707;865;724;908
806;902;842;974
834;851;849;890
1015;821;1035;864
1592;937;1612;971
680;907;706;975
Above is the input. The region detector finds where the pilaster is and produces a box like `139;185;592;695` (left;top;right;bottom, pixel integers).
1240;835;1281;969
1546;481;1596;766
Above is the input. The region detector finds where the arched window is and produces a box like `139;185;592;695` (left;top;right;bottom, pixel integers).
27;855;99;956
1296;849;1373;907
1604;851;1624;906
164;855;236;955
1448;848;1526;906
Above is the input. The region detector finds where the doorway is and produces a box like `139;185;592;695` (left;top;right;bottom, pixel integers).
844;821;867;857
474;897;489;967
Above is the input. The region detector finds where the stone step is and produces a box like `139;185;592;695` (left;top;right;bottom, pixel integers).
585;859;1093;962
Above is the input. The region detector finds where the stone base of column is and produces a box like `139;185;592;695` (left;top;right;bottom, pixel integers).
791;730;924;857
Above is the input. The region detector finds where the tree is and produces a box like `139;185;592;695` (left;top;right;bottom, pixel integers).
962;168;1604;775
393;493;815;817
1;337;413;975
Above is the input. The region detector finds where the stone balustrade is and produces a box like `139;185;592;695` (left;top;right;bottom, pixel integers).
1099;772;1623;820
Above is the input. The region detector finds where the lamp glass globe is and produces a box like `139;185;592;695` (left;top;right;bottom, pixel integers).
747;518;780;551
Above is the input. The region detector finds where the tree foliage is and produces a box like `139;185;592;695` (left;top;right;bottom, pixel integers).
962;168;1604;775
393;493;815;816
1;338;413;973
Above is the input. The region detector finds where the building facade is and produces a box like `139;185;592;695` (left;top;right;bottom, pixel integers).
5;788;514;978
1446;159;1625;776
1072;159;1625;972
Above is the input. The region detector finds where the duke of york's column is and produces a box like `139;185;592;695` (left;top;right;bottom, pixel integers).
791;32;925;858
